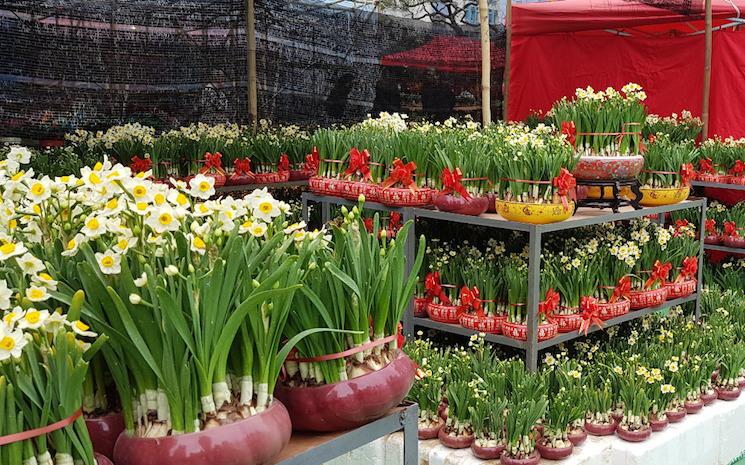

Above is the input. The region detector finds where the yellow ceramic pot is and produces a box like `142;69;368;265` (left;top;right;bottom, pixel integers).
494;200;574;224
585;186;634;200
638;186;691;206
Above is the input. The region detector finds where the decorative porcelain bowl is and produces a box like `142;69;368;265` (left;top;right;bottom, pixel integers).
597;299;630;321
629;287;669;310
664;279;697;300
426;302;463;324
638;186;691;207
573;155;644;181
502;321;559;342
494;200;574;224
458;313;506;334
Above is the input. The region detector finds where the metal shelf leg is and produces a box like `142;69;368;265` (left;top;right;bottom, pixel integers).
695;198;708;322
526;227;541;372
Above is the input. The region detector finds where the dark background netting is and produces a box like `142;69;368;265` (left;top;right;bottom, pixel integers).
0;0;506;139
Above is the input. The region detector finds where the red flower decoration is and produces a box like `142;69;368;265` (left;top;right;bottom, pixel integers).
201;152;227;175
578;296;602;336
645;260;672;289
699;158;714;174
278;154;290;173
724;221;739;237
460;286;483;317
679;256;698;281
234;158;252;176
130;155;152;174
730;160;745;177
705;219;717;235
305;147;320;171
425;272;451;305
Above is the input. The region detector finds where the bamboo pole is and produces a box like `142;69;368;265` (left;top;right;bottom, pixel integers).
503;0;512;121
702;0;713;138
479;0;491;126
246;0;258;127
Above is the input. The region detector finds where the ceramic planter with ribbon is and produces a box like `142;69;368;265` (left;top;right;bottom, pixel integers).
597;279;632;320
722;222;745;248
432;168;491;216
289;147;320;181
379;158;434;207
251;154;292;184
227;157;255;185
502;300;559;342
570;123;645;181
637;164;694;206
494;169;576;224
423;273;460;323
630;262;671;310
309;149;380;200
551;307;583;333
696;158;731;183
456;286;506;334
664;256;698;299
199;152;228;187
704;219;721;245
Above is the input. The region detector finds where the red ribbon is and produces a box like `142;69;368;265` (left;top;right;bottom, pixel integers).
441;167;471;200
305;147;320;171
425;272;451;305
699;158;714;174
201;152;227;175
647;134;657;144
0;409;82;446
539;288;560;320
460;286;483;317
382;158;418;192
286;334;398;363
233;158;252;176
705;219;717;235
343;148;372;181
609;276;631;303
730;160;745;177
680;163;695;186
278;154;290;173
561;121;577;147
552;168;576;211
578;296;603;336
130;155;152;173
644;260;672;289
724;221;739;237
678;256;698;282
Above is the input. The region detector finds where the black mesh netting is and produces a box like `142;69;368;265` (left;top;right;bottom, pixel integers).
0;0;505;139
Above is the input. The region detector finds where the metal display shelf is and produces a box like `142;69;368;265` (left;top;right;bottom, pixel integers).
302;192;708;371
271;403;418;465
704;244;745;254
216;180;308;194
691;180;745;191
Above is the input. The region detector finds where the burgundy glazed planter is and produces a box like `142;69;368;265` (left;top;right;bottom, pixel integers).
584;420;617;436
113;400;291;465
568;428;587;446
536;440;573;460
616;425;651;442
459;313;505;334
86;412;125;460
289;169;315;181
685;399;704;414
597;300;630;321
551;311;583;333
723;236;745;249
701;391;717;405
274;350;416;432
666;409;686;423
629;287;669;310
502;321;559;342
738;377;745;389
704;235;722;245
611;412;624;424
716;387;741;401
664;279;697;300
427;302;463;324
437;428;474;449
471;442;505;460
418;418;444;440
500;451;541;465
95;453;114;465
433;194;490;216
379;187;434;207
650;415;668;432
413;297;429;317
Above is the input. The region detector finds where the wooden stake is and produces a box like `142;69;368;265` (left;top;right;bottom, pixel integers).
503;0;512;121
246;0;258;127
479;0;491;126
702;0;713;138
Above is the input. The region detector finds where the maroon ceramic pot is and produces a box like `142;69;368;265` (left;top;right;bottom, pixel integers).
666;409;686;423
536;440;573;460
427;302;463;324
502;321;559;342
584;420;617;436
629;287;669;310
738;377;745;389
568;428;587;446
551;311;583;333
226;173;255;186
701;391;717;405
438;428;474;449
685;399;704;414
438;399;448;421
418;418;444;440
650;415;668;432
486;193;498;213
500;451;541;465
704;235;722;245
414;297;429;317
716;387;741;401
533;424;544;440
616;425;651;442
471;442;505;460
113;400;291;465
723;236;745;249
433;194;490;216
712;370;720;383
611;412;624;424
597;300;630;321
274;350;416;432
86;412;125;460
96;453;114;465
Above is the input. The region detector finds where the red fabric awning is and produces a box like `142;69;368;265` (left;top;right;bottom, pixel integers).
381;36;505;74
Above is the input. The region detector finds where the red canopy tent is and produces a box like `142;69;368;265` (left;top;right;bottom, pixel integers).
382;36;505;74
507;0;745;137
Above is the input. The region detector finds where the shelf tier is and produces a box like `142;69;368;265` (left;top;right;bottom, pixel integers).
691;180;745;191
302;192;405;213
415;293;698;351
704;244;745;254
216;180;308;194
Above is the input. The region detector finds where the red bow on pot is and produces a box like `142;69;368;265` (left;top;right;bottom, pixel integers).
305;147;320;171
130;155;152;174
610;276;631;303
705;219;717;235
425;272;451;305
382;158;418;192
680;163;695;186
278;154;290;173
699;158;714;174
730;160;745;177
645;260;672;289
673;219;690;237
724;221;739;237
578;296;603;336
679;256;698;282
561;121;577;147
539;288;560;320
647;134;657;144
460;286;483;317
234;158;252;176
343;148;372;181
552;168;576;211
201;152;226;175
441;167;471;200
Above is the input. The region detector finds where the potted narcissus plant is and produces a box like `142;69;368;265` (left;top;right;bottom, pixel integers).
616;374;652;442
722;203;745;249
628;221;671;309
502;259;558;342
595;240;633;320
438;378;475;449
546;251;597;333
713;342;745;401
636;135;696;206
458;258;508;334
665;220;700;299
535;389;581;459
583;380;616;436
424;242;464;324
404;339;446;439
469;395;508;459
276;204;423;432
644;111;703;143
501;397;548;465
549;84;647;181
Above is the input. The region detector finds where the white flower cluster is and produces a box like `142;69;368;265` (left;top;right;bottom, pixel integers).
359;112;409;132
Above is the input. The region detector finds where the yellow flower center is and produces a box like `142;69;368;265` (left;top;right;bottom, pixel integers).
86;218;100;230
101;256;115;268
25;311;41;324
198;181;211;192
0;336;15;351
3;313;16;325
31;183;45;195
32;205;41;215
259;202;273;213
242;220;252;229
88;172;102;185
66;239;77;250
117;239;129;250
176;193;188;206
75;321;90;331
133;186;147;198
158;213;173;226
11;171;25;182
106;198;118;209
136;202;148;211
0;243;16;255
107;170;120;179
60;176;70;183
198;204;209;214
28;288;44;299
193;237;206;249
154;193;166;205
93;162;103;171
8;219;17;230
39;272;54;281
